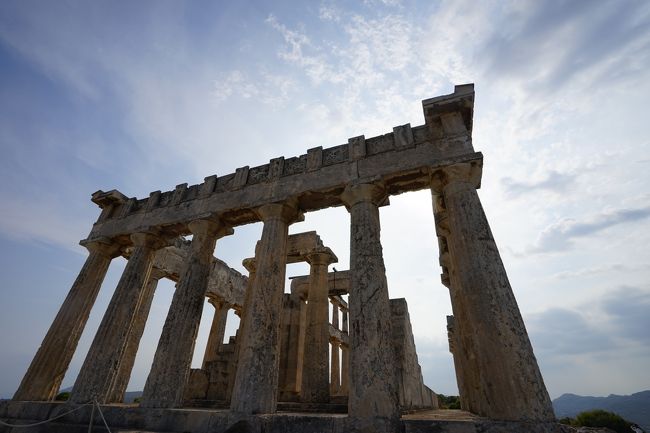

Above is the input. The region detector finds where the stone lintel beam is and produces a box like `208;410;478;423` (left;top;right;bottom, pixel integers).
144;237;247;309
290;270;351;298
329;324;349;346
251;231;338;265
87;86;479;240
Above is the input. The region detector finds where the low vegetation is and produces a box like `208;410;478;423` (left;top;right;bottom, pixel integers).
559;409;634;433
437;394;461;409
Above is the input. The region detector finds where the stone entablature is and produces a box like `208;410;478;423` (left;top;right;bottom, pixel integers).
87;85;477;243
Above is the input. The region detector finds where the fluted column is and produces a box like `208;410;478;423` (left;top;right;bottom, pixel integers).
226;258;256;403
431;163;555;421
141;218;232;408
230;201;302;415
13;238;120;401
331;300;340;330
340;343;349;395
432;190;477;412
108;271;163;403
71;232;165;403
340;183;400;432
202;299;230;368
329;339;340;396
301;250;336;403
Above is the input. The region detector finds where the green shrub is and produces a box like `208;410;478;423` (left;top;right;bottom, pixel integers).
437;394;461;409
574;409;632;433
54;391;70;401
558;416;575;425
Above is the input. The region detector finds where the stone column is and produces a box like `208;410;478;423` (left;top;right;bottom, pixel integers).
431;163;555;421
329;338;340;396
13;238;120;402
230;201;302;415
71;232;165;403
432;191;478;412
141;218;232;408
340;183;400;432
226;258;256;403
108;271;163;403
301;250;336;403
202;299;230;368
340;343;349;395
342;308;348;333
331;300;340;330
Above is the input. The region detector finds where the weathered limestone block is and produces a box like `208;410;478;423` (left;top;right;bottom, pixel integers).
301;250;337;403
183;369;209;401
290;270;351;297
432;163;555;421
108;271;162;403
13;238;120;402
70;232;165;403
141;218;232;408
390;298;438;410
230;201;302;415
340;183;400;433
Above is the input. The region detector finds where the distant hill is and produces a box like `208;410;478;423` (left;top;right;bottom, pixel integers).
553;391;650;432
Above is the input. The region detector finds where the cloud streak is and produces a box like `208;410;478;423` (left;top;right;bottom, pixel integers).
526;205;650;254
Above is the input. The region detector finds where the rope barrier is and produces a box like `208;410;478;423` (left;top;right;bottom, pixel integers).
0;401;91;428
93;399;112;433
0;399;112;432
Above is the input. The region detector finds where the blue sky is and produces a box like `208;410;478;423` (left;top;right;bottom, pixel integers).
1;0;649;400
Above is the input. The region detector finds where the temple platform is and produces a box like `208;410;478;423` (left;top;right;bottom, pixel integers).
0;401;569;433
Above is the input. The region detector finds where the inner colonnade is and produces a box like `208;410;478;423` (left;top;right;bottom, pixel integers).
9;85;557;432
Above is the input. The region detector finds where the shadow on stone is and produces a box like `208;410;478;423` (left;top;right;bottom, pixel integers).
224;420;254;433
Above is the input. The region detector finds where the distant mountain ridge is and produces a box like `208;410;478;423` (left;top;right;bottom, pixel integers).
553;390;650;432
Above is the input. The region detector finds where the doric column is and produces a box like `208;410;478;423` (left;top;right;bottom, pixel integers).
13;238;120;401
432;189;478;412
340;343;349;395
141;218;232;408
226;258;256;403
108;270;163;403
431;163;555;421
329;338;340;396
230;201;302;415
341;307;348;334
301;250;336;403
331;300;340;330
340;183;400;432
71;232;165;403
202;299;230;368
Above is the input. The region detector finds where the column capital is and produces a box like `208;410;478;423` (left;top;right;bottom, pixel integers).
130;231;168;250
430;161;482;193
80;237;122;258
188;217;233;240
242;257;256;274
340;182;389;209
255;200;304;224
306;247;338;266
208;297;231;310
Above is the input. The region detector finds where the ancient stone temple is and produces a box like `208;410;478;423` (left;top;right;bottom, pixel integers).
1;85;564;433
